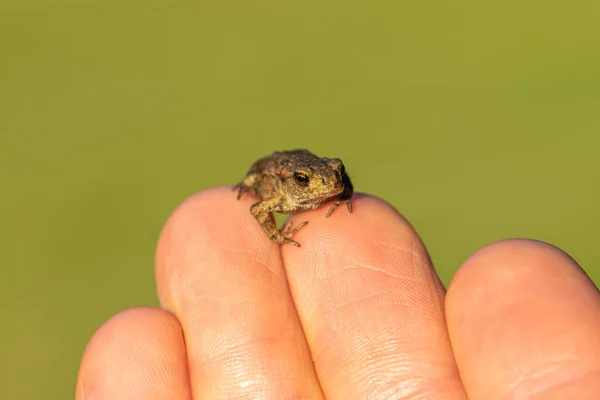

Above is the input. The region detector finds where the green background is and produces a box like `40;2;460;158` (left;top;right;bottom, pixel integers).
1;1;598;398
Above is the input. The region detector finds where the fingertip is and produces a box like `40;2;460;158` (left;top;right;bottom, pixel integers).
151;187;325;397
448;238;595;308
77;307;191;400
155;186;272;309
281;194;461;398
447;239;600;399
457;238;579;273
157;187;252;242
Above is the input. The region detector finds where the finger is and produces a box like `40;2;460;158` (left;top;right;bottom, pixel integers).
282;195;467;399
76;307;191;400
447;239;600;399
155;187;324;398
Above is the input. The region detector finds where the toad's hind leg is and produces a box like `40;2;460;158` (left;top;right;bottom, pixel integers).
234;171;260;200
233;183;252;200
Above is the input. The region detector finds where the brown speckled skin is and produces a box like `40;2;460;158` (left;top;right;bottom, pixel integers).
234;149;353;247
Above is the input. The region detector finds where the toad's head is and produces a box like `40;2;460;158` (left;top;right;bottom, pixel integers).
279;157;347;208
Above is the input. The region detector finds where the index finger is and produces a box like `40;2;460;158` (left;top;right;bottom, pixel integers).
155;187;323;397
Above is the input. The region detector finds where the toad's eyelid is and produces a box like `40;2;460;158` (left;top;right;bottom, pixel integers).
328;158;342;168
295;168;312;176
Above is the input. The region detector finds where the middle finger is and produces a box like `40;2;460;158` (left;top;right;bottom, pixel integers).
282;195;466;399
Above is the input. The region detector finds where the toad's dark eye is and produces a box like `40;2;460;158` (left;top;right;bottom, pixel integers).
293;171;309;186
339;165;345;177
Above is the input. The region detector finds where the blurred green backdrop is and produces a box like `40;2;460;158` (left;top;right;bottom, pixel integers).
1;1;599;398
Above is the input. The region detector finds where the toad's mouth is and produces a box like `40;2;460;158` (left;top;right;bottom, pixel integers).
300;186;344;204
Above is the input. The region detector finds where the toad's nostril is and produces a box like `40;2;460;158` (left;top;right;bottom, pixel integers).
322;178;326;185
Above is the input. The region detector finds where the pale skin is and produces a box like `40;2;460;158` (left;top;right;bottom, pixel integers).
77;187;600;399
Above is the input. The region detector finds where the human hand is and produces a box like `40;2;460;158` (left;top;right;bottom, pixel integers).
77;187;600;399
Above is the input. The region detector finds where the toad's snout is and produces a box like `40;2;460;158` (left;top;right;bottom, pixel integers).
320;176;339;188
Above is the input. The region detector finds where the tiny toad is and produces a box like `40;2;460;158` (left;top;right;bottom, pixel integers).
234;149;353;247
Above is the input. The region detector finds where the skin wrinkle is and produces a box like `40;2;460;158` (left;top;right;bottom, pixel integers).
179;296;265;332
344;260;406;280
370;358;464;400
409;239;443;300
374;386;434;400
334;337;443;400
328;258;436;315
309;228;348;276
352;235;441;312
334;289;403;312
319;262;408;304
372;380;442;400
178;291;268;355
320;303;449;397
424;265;446;314
202;337;311;396
299;242;347;329
186;292;268;327
169;255;282;318
506;370;600;400
344;312;449;388
497;358;600;400
374;238;417;263
225;245;275;274
309;234;416;294
185;336;269;393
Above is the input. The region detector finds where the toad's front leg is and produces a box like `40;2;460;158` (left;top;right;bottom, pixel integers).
250;199;308;247
326;173;354;217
